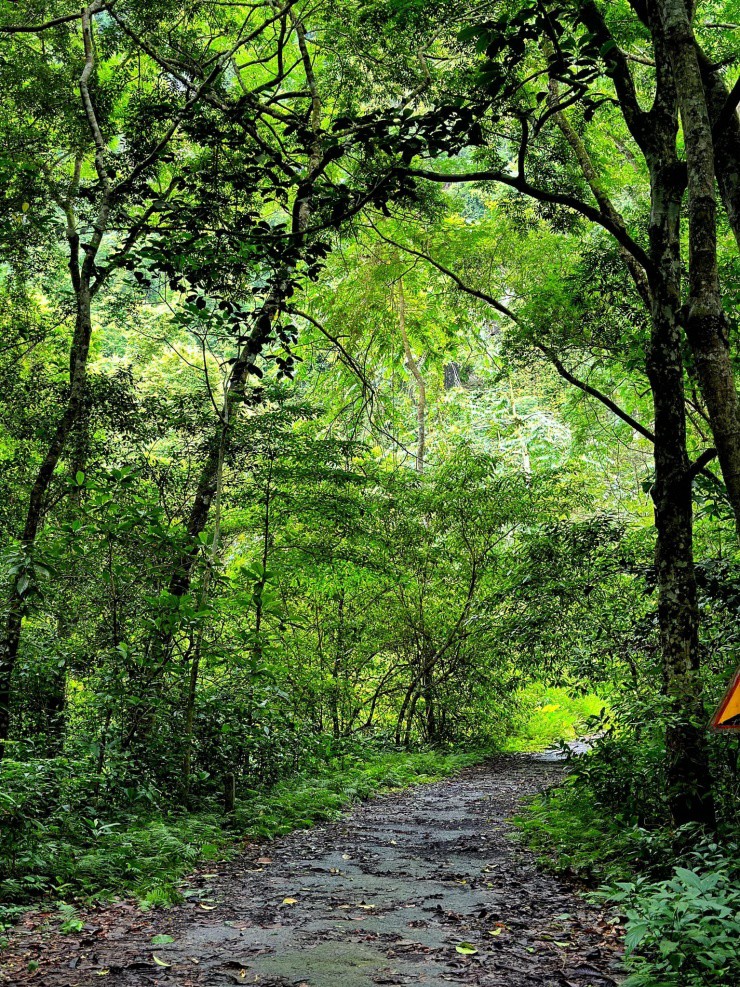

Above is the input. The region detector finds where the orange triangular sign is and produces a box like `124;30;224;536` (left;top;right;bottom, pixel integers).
710;668;740;730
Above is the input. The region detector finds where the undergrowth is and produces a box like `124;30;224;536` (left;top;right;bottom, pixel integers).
233;749;481;839
0;747;487;932
514;731;740;987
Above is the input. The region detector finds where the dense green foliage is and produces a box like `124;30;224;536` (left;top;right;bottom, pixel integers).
2;1;740;982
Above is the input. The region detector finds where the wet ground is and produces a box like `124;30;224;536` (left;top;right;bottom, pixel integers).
2;754;623;987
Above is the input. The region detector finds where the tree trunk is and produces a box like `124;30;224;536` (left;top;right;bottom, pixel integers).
0;11;114;757
158;9;325;620
422;657;437;742
697;49;740;254
646;147;716;827
223;771;236;816
658;0;740;540
444;362;462;389
398;277;426;472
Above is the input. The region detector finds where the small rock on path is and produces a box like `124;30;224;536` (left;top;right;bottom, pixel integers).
2;755;624;987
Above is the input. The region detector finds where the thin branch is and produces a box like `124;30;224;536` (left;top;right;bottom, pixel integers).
369;222;658;445
537;344;655;442
291;307;374;392
406;167;653;274
544;54;652;307
367;222;516;321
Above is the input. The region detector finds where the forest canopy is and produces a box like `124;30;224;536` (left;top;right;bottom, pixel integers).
2;1;740;983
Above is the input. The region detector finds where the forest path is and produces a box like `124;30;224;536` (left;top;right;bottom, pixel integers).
4;756;624;987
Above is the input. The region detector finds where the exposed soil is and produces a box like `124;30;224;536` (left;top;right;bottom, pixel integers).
2;755;624;987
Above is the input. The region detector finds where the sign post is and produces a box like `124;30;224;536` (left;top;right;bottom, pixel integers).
710;667;740;730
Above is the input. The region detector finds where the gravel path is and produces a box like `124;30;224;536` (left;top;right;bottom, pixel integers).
2;755;624;987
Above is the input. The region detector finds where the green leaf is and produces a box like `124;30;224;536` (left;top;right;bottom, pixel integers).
624;922;650;954
151;935;175;944
455;942;478;955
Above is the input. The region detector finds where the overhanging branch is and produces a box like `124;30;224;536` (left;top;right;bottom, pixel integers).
406;167;653;275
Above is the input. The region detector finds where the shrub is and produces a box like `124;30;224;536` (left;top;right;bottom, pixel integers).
609;848;740;987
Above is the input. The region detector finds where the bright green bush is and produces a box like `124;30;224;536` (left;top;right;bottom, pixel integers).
514;781;638;883
504;684;605;753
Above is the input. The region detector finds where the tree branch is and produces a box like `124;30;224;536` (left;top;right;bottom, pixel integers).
712;72;740;139
367;222;516;321
368;220;658;445
537;344;655;441
291;307;375;393
405;167;653;274
688;447;718;478
578;0;651;149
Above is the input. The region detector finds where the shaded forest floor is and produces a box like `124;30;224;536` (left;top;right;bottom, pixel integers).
1;756;624;987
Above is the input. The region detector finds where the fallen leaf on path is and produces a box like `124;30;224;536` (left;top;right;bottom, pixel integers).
282;897;298;905
152;955;171;967
455;942;478;955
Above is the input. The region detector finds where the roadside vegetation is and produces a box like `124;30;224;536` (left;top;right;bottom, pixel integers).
516;730;740;986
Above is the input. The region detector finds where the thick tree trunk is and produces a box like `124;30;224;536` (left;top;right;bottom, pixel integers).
646;151;716;827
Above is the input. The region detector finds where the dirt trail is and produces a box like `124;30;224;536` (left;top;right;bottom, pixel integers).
3;756;624;987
